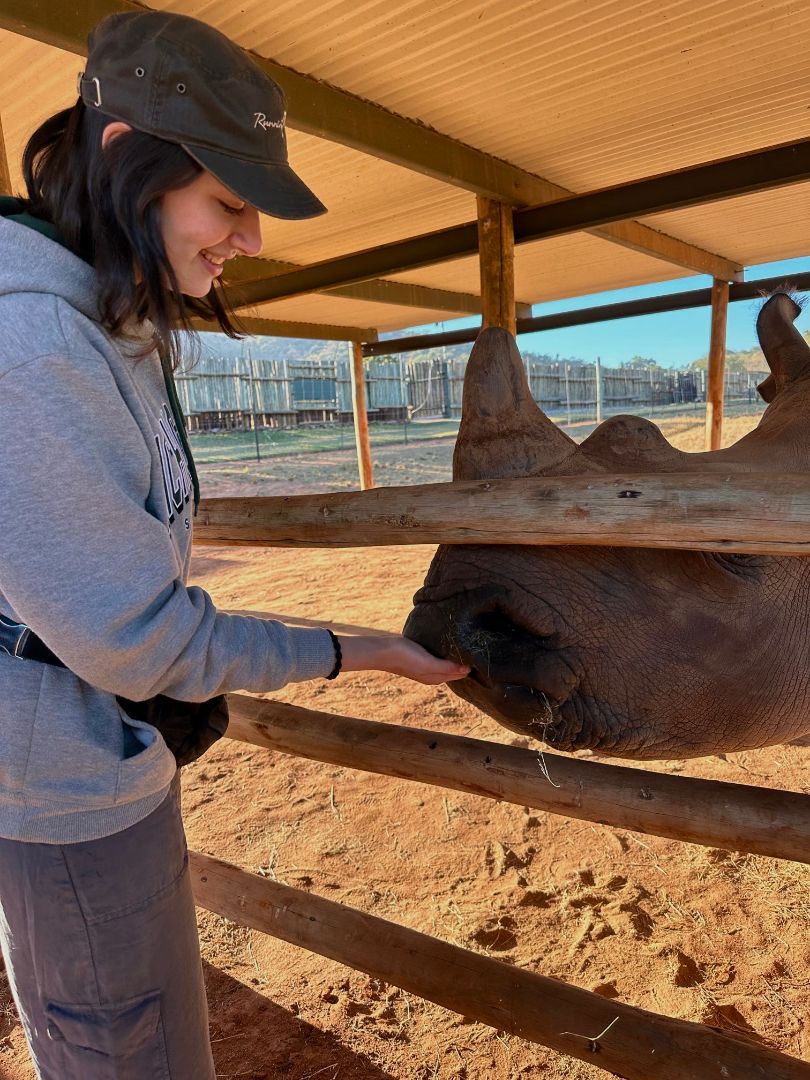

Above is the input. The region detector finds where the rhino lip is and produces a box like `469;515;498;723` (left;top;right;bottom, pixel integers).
445;611;577;711
469;670;565;717
406;589;578;711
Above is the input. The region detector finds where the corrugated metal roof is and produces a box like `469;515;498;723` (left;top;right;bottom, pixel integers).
2;1;810;336
153;0;810;188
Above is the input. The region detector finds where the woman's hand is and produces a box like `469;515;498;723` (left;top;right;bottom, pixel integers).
338;634;470;685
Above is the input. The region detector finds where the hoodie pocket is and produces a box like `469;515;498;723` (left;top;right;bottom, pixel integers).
44;993;170;1080
23;664;174;809
0;652;44;794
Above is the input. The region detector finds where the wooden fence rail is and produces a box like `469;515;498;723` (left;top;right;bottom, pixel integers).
196;472;810;554
190;851;810;1080
226;695;810;865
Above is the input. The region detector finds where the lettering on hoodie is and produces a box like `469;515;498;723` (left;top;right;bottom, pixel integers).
155;403;193;528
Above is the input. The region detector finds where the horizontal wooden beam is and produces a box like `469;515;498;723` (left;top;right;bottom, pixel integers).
363;270;810;355
190;851;810;1079
188;315;377;342
226;695;810;865
1;1;739;285
221;135;809;308
225;256;499;317
593;219;740;281
195;473;810;556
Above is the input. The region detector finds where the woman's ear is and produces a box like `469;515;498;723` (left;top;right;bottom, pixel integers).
101;121;133;149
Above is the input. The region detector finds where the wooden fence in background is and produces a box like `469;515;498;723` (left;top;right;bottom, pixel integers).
175;352;768;431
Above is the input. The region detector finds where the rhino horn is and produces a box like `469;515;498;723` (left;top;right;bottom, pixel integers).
756;292;810;402
453;327;578;481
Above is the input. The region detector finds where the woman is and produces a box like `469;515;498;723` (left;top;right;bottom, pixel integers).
0;11;468;1079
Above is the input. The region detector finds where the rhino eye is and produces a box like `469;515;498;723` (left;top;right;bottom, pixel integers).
709;552;764;578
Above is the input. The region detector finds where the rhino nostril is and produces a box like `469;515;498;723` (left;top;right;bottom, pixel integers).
467;608;559;655
452;607;561;688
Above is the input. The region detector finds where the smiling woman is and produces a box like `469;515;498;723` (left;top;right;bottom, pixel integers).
158;171;262;296
0;10;467;1080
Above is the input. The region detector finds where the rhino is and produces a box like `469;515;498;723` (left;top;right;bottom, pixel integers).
403;292;810;759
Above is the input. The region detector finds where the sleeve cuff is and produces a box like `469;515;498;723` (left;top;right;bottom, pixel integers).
285;626;338;683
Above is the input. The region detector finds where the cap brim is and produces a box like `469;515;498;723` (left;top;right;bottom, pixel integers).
183;144;327;220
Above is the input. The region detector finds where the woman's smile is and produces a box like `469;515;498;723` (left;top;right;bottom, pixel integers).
160;171;262;296
199;249;227;276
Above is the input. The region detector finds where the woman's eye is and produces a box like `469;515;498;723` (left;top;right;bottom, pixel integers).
220;201;243;215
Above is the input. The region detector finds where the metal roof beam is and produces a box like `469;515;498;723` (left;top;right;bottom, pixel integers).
225;256;531;317
0;0;739;282
221;137;810;310
362;271;810;356
189;315;377;342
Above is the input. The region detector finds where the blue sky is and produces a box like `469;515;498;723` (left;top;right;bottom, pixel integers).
396;255;810;369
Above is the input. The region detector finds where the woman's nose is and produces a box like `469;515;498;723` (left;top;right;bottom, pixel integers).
232;205;263;257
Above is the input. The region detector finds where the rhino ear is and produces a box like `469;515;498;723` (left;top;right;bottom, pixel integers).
756;292;810;402
453;327;578;481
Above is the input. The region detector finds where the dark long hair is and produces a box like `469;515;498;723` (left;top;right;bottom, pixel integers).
21;100;242;367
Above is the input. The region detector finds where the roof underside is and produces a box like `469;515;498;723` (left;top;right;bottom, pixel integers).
2;0;809;336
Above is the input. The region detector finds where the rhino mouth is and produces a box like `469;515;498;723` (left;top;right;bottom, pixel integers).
404;591;579;738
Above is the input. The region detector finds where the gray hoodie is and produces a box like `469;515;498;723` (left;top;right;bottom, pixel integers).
0;207;335;843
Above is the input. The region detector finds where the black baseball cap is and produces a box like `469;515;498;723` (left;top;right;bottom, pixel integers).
79;11;326;220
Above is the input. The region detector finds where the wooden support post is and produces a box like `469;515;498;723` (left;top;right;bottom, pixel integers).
226;695;810;865
0;111;12;196
350;340;374;489
476;195;516;335
196;472;810;556
595;356;603;423
705;278;730;450
190;851;810;1079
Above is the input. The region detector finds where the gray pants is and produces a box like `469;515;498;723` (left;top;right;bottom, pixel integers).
0;775;216;1079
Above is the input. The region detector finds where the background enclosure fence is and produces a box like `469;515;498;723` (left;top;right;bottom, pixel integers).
176;351;767;432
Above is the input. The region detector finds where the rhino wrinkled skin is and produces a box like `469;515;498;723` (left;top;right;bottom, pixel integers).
403;293;810;759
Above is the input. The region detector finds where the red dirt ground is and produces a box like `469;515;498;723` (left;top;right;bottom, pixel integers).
2;415;809;1079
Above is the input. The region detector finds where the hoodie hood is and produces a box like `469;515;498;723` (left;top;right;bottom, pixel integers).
0;196;200;508
0;197;101;324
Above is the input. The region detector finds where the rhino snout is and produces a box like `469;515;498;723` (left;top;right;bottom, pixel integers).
404;589;579;724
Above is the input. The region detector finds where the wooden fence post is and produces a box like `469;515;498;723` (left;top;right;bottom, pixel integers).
350;341;374;489
705;278;730;450
595;356;603;423
476;196;516;335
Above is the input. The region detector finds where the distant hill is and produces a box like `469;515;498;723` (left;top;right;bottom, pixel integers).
191;331;575;370
188;328;791;375
686;333;810;375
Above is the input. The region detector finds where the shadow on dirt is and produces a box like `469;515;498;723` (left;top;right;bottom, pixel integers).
204;962;396;1080
0;957;395;1080
188;553;241;577
225;607;397;638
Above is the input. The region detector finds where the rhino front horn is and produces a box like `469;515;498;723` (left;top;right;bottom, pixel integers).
756;292;810;403
453;327;578;481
